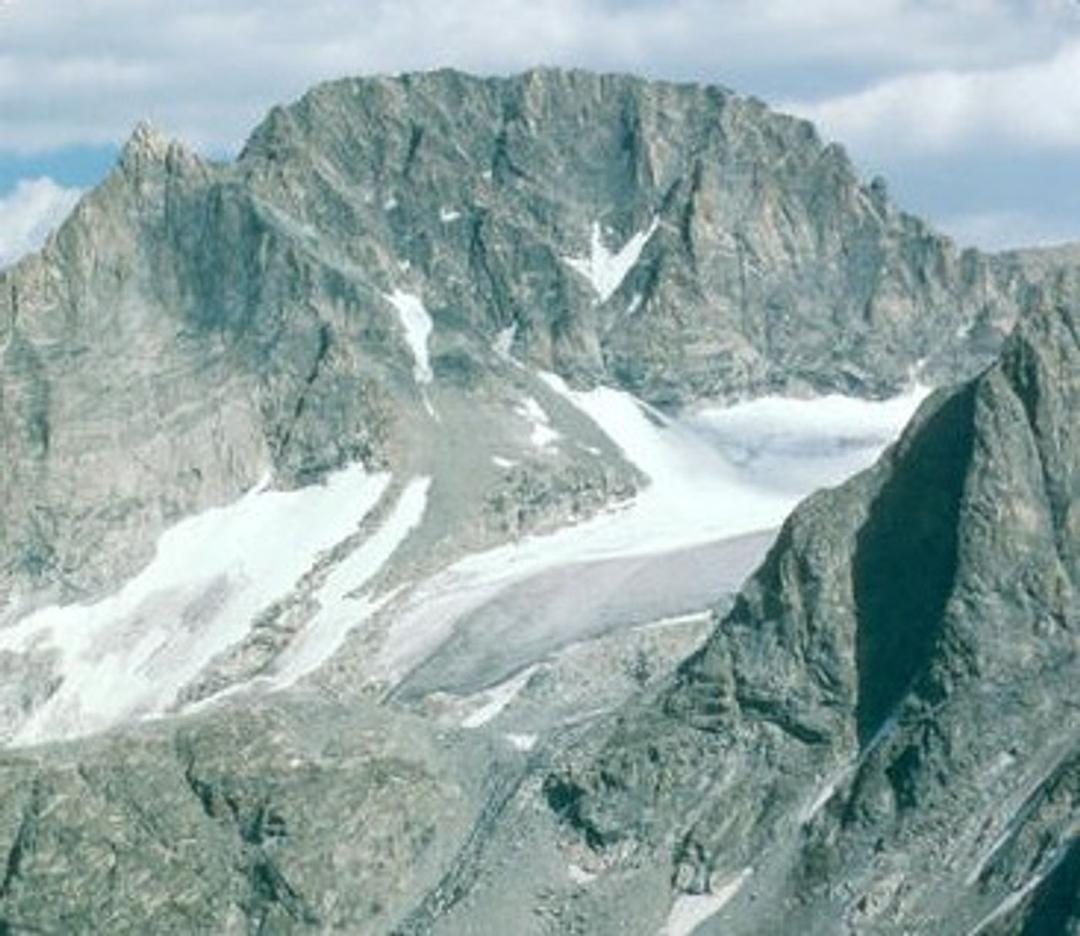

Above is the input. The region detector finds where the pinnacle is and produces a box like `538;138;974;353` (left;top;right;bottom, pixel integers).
120;119;171;166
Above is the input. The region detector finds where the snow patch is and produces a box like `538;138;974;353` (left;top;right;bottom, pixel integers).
800;769;849;824
494;322;518;359
385;290;434;384
268;477;432;687
567;863;596;885
517;396;560;448
800;714;900;824
422;392;438;420
460;666;536;728
964;869;1051;936
564;217;659;303
964;750;1058;888
662;868;753;936
1;466;390;746
505;732;537;751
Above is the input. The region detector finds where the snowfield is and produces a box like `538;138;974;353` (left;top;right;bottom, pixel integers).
684;389;930;495
0;466;394;745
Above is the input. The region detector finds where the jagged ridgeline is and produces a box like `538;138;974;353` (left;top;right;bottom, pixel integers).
0;68;1038;608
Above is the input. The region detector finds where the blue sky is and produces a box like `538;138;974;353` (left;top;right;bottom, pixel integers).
0;145;119;192
2;0;1080;266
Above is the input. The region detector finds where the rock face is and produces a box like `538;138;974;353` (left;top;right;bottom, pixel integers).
238;68;1022;401
0;68;1036;609
542;291;1078;934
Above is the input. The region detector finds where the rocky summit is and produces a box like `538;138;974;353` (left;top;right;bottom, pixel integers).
0;68;1036;608
0;69;1076;934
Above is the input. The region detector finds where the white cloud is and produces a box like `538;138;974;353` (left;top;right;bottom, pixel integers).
0;177;82;270
0;0;1077;153
2;1;1079;254
937;209;1080;251
791;39;1080;159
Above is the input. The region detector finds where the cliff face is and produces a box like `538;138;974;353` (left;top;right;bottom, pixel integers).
237;68;1023;400
0;69;1034;607
543;292;1077;933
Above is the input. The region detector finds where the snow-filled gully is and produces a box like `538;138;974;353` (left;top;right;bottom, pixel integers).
565;217;659;303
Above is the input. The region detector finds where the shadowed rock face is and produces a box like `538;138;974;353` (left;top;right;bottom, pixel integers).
0;68;1039;608
544;294;1077;933
851;382;975;747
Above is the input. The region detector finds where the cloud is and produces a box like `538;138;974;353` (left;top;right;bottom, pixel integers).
3;1;1079;254
790;39;1080;159
937;209;1080;251
0;0;1077;154
0;177;82;270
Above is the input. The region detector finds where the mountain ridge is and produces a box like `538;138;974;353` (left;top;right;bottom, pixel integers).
0;67;1050;613
537;292;1077;934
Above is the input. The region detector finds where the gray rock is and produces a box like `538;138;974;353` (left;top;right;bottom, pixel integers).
0;696;481;934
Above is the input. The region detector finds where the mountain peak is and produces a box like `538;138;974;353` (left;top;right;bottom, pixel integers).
121;120;170;163
0;65;1077;936
117;120;202;180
